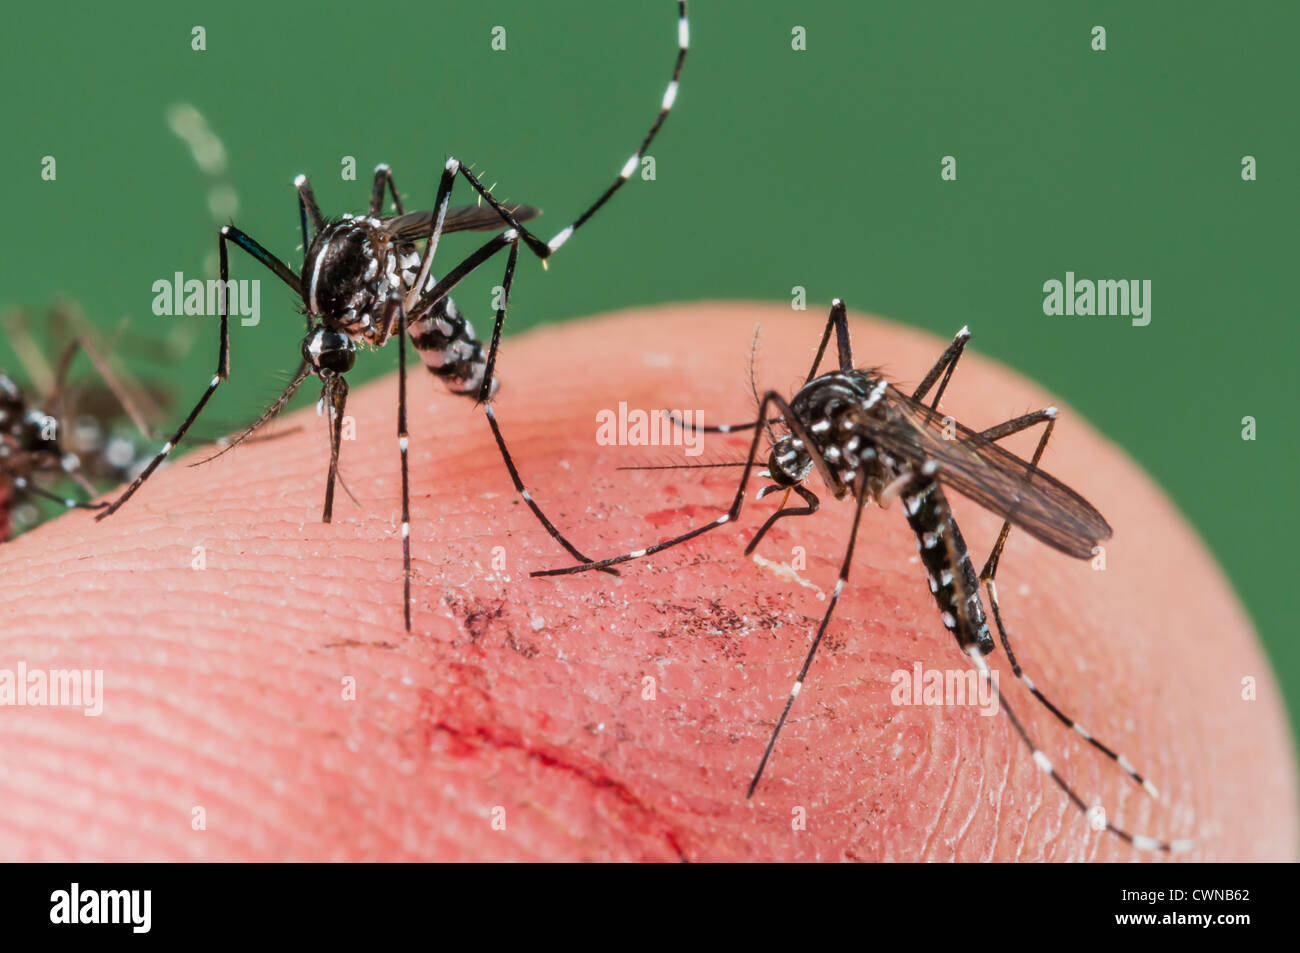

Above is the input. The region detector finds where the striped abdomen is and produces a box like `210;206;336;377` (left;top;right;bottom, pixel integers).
903;479;993;655
406;293;497;399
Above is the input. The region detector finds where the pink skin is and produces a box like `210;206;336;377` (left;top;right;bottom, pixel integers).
0;303;1293;861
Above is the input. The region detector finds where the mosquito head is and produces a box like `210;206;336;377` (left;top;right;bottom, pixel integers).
767;434;813;487
301;327;357;377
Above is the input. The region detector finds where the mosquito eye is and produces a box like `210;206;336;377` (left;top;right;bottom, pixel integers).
302;330;356;374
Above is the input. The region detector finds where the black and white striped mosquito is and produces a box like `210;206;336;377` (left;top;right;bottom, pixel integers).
534;299;1193;854
95;3;690;631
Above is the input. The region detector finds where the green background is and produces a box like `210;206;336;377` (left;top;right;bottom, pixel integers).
2;2;1296;741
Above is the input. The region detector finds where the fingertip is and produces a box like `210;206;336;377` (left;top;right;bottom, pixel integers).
0;302;1293;860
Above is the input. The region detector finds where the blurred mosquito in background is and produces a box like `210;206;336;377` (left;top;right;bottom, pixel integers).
1;302;163;540
535;298;1193;854
94;2;691;632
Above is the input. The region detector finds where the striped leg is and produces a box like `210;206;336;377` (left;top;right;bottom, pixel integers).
96;226;302;519
395;296;412;631
434;2;689;400
966;649;1193;853
662;412;768;434
748;479;868;797
448;2;690;265
540;1;689;256
975;409;1159;799
408;236;615;574
11;475;106;511
483;404;617;575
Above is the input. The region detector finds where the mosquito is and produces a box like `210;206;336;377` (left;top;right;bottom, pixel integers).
1;305;160;539
534;298;1193;854
93;3;691;631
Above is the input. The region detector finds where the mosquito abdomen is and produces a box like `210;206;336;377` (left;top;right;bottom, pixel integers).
407;294;497;399
904;479;993;654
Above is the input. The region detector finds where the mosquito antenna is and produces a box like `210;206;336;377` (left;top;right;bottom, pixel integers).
746;324;779;450
64;323;160;440
4;309;55;396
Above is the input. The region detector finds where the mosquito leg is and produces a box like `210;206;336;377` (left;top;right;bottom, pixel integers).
393;296;412;631
744;484;820;555
974;408;1056;581
749;479;868;797
473;228;521;404
11;476;106;511
420;2;687;395
406;228;516;327
661;411;782;435
405;0;685;411
295;174;326;252
4;308;55;397
483;404;620;575
369;163;405;217
448;2;689;265
804;298;855;381
58;328;160;441
472;239;618;571
974;408;1157;798
911;326;972;410
967;649;1192;853
531;390;803;577
96;226;302;519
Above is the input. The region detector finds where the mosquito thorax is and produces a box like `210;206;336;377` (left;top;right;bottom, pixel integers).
301;216;393;330
301;327;357;376
788;370;896;497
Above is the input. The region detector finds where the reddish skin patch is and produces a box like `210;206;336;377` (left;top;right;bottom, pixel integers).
0;303;1293;861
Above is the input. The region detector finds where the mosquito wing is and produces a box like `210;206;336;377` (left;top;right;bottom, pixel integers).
872;386;1112;559
383;203;542;243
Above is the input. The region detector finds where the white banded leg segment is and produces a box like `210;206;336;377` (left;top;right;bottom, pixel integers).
547;226;574;253
96;373;224;519
536;2;688;258
480;404;610;572
988;667;1191;854
983;578;1158;799
747;484;868;799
